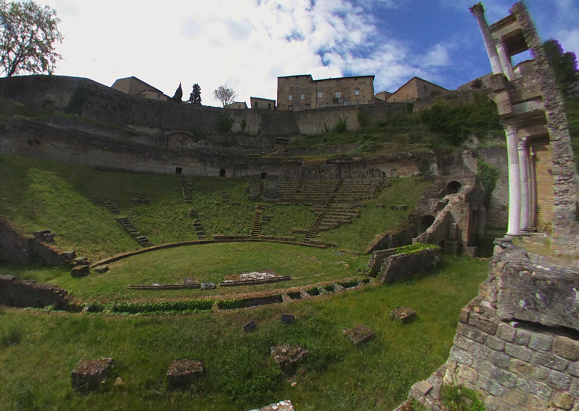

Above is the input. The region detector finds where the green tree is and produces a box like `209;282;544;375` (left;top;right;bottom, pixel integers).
188;83;202;104
0;0;63;77
213;84;236;107
543;39;578;95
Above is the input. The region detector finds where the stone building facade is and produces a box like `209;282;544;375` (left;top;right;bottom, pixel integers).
386;77;450;103
277;74;374;111
111;76;169;101
250;97;276;110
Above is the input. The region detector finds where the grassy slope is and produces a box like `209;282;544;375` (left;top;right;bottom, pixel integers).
0;154;426;260
2;243;369;302
0;256;489;411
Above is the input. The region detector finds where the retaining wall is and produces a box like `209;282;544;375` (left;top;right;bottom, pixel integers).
378;247;441;284
0;275;69;309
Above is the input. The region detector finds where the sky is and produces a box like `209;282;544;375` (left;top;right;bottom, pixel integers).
47;0;579;107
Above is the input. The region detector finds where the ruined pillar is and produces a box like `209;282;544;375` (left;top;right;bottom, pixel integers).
496;39;515;81
518;138;531;232
506;124;521;235
470;3;503;75
529;147;538;229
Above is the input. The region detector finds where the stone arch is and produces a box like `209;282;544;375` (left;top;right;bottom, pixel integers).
261;172;267;180
420;215;435;232
447;181;462;194
219;168;226;177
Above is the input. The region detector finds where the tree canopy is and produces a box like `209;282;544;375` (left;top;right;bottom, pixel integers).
0;0;63;77
543;39;578;95
213;84;236;107
188;83;202;105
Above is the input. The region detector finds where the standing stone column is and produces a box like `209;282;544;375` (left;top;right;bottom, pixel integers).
518;138;531;232
529;147;538;229
496;39;515;81
506;124;521;235
470;3;503;75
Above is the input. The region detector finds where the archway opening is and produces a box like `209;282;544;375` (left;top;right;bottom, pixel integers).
420;215;435;232
261;172;267;180
447;181;462;194
175;167;182;175
219;168;226;177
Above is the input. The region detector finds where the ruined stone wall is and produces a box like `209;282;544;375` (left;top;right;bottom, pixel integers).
0;275;69;309
0;218;68;266
407;244;579;411
378;248;441;283
533;140;555;231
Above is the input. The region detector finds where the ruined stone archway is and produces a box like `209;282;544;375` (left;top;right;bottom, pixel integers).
219;169;226;177
420;215;435;232
446;181;462;194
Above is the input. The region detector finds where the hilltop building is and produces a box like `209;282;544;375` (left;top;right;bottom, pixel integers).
277;74;374;111
374;91;393;102
111;76;169;101
224;101;248;109
250;97;276;110
386;77;450;102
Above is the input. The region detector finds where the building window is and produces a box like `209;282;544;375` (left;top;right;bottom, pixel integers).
318;103;323;108
254;102;258;108
300;93;305;100
305;104;310;110
290;84;293;87
288;94;293;101
344;100;348;106
268;103;272;109
355;100;360;105
335;92;342;98
317;91;323;98
288;105;293;111
296;83;299;87
326;103;329;107
355;88;360;96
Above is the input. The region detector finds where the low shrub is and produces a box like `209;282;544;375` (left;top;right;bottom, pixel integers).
337;278;359;288
440;384;486;411
111;300;213;314
217;299;244;310
332;117;347;133
395;243;437;255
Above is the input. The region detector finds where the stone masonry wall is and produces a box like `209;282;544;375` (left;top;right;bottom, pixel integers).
378;247;441;284
0;275;69;309
534;141;555;232
406;244;579;411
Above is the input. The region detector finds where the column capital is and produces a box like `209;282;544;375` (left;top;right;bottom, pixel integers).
470;3;485;17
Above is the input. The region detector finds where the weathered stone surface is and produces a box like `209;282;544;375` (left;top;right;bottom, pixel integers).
343;324;376;345
413;380;432;395
568;361;579;377
249;400;295;411
73;256;89;266
457;323;487;343
485;335;506;351
528;333;553;352
553;336;579;361
270;344;308;371
389;306;416;324
508;359;549;380
552;392;574;410
71;358;114;390
505;343;533;362
166;359;204;388
532;351;569;371
93;265;109;273
71;265;90;278
514;329;532;346
516;378;552;400
547;369;571;389
496;322;516;342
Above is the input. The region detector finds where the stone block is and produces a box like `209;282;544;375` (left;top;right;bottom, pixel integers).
554;336;579;361
270;344;307;372
569;377;579;396
476;360;518;388
71;265;90;278
517;378;553;400
547;369;571;390
552;392;574;410
450;346;473;367
71;358;114;390
454;334;475;352
485;335;506;351
389;306;416;324
249;400;295;411
244;321;257;332
166;359;204;388
479;374;506;396
487;350;511;368
344;324;375;345
456;365;479;384
93;265;109;273
505;342;533;362
514;329;532;346
457;323;487;343
508;358;549;380
468;315;498;335
532;351;569;371
496;322;516;342
413;380;432;395
568;361;579;377
529;333;553;352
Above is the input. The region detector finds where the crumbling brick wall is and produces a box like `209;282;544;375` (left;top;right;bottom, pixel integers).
0;275;69;309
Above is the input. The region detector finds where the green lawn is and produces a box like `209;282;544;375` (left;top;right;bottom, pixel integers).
0;256;489;411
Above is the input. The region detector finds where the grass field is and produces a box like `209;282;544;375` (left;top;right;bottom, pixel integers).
0;256;489;411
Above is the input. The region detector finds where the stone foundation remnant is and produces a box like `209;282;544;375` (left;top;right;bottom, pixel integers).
270;344;308;372
71;358;114;390
249;400;295;411
344;324;376;345
398;2;579;410
390;307;417;324
166;359;204;388
0;275;69;309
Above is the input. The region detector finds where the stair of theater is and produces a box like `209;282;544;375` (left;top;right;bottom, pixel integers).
301;180;343;245
116;217;152;247
105;201;120;214
251;204;263;237
193;219;207;240
180;175;192;204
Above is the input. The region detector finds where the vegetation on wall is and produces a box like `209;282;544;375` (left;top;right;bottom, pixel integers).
65;84;90;115
357;110;370;127
332;116;348;133
215;114;234;133
476;159;500;208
